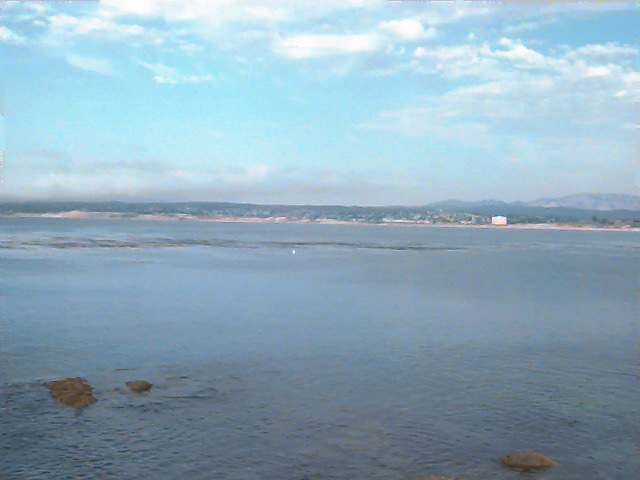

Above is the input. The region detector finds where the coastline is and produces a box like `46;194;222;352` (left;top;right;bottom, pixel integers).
3;211;639;232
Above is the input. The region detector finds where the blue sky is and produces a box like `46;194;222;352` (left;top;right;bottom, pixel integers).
1;0;638;204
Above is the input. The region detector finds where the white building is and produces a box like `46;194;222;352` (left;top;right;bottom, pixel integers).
491;215;508;226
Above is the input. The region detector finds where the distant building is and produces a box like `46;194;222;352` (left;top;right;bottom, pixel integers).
491;215;508;226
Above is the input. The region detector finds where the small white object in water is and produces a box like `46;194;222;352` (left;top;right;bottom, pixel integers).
292;249;296;255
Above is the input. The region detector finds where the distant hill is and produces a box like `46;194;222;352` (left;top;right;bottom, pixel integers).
526;193;640;211
1;193;639;224
428;199;518;209
423;194;640;222
429;193;640;212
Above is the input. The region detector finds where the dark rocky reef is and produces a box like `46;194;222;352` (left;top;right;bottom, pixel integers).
126;380;153;393
47;377;96;408
499;451;557;470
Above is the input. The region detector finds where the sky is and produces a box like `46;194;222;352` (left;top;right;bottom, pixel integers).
1;0;638;205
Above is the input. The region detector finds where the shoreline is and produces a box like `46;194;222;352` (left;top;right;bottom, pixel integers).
2;211;639;232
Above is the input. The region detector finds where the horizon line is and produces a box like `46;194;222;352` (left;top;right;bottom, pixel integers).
0;191;638;210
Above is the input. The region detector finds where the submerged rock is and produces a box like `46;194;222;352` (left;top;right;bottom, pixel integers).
414;476;468;480
47;377;96;408
414;477;453;480
499;451;557;470
126;380;153;393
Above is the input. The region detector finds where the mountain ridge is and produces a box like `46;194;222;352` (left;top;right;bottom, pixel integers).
1;193;638;211
427;193;639;211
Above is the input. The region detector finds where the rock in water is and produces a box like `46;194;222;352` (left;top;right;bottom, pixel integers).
126;380;153;393
414;476;468;480
47;378;96;408
499;451;557;470
413;477;452;480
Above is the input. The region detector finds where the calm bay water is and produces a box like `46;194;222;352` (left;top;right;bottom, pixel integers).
1;218;638;479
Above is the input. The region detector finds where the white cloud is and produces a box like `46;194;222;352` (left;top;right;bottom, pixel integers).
67;54;113;75
365;36;637;158
413;44;501;79
139;61;177;78
367;73;634;139
0;26;26;44
154;76;177;84
43;11;209;66
503;18;558;34
100;0;161;17
139;60;213;84
411;38;638;84
17;0;638;82
414;45;477;61
178;41;205;55
184;74;215;83
274;33;380;59
490;41;548;68
584;65;613;78
362;106;493;147
567;42;636;59
48;13;145;38
245;6;288;22
361;79;636;194
379;19;436;41
12;157;432;204
100;0;376;26
218;164;271;184
416;5;494;26
617;72;640;101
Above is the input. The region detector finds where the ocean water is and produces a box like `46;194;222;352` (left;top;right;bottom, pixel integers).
1;218;638;480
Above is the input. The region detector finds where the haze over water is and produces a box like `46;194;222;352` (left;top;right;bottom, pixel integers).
1;218;638;479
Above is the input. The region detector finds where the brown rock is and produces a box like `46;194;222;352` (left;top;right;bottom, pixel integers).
414;476;468;480
499;451;557;470
47;377;93;394
57;391;97;408
414;477;454;480
47;378;96;408
126;380;153;393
